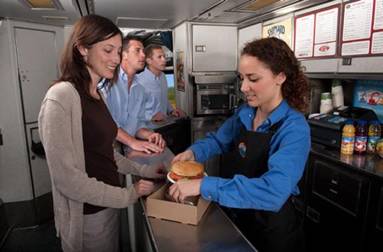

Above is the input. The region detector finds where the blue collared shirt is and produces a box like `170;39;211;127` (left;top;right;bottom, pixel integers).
190;100;311;212
136;67;173;120
102;67;147;136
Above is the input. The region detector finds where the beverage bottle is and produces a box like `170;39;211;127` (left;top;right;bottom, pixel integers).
367;120;381;153
354;120;368;154
341;120;355;155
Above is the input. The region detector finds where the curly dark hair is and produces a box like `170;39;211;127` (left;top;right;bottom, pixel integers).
241;37;309;113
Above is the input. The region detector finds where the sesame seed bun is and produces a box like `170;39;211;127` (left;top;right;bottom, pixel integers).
169;161;204;181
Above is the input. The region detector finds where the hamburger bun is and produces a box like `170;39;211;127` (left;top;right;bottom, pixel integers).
169;161;204;182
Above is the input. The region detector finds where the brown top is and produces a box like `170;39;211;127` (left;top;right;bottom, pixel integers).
79;91;119;214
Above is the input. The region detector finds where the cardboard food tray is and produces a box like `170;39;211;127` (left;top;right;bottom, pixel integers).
146;183;211;225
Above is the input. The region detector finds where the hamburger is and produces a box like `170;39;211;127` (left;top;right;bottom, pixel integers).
168;161;204;182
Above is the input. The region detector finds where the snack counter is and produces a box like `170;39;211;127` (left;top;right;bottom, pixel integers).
125;148;257;252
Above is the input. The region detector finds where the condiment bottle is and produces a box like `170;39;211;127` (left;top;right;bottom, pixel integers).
341;120;355;155
376;138;383;158
354;120;368;154
367;120;381;153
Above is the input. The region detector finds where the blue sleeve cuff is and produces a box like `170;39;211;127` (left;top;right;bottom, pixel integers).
189;146;202;162
137;121;147;131
145;108;156;121
200;176;220;202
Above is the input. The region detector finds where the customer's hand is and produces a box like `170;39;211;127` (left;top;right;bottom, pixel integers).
169;179;202;202
129;138;163;154
170;108;185;118
147;132;166;150
172;150;195;164
141;163;167;179
152;112;166;122
134;179;155;196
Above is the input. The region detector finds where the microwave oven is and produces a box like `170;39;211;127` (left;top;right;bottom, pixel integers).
195;83;236;115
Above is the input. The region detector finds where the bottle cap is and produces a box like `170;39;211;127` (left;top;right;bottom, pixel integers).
345;119;354;125
370;120;379;125
358;119;367;126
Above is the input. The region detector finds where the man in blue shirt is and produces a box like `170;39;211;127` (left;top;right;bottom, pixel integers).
137;44;185;121
103;36;165;153
169;38;310;252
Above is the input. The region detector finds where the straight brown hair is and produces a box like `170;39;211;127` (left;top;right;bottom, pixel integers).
56;14;122;97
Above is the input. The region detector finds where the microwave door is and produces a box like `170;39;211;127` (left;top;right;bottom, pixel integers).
196;89;229;115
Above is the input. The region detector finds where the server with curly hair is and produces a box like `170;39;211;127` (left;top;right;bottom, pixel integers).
169;37;310;252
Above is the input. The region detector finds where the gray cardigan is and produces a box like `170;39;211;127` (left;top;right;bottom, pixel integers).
38;82;156;251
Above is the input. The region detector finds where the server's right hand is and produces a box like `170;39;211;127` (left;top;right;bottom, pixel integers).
172;150;195;164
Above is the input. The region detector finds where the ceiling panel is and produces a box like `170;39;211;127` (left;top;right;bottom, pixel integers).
0;0;224;28
0;0;333;29
94;0;222;28
116;17;170;29
0;0;80;25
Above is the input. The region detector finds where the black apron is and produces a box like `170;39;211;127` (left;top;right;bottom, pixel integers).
220;123;304;252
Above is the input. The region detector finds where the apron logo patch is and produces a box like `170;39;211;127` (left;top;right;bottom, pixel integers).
238;142;246;158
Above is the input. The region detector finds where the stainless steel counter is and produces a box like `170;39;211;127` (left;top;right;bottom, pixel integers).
125;148;257;252
145;116;182;131
311;143;383;179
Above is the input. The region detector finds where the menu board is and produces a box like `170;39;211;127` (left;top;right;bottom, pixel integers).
262;17;293;48
314;7;339;56
341;0;383;56
372;31;383;54
294;4;340;59
294;14;314;58
375;0;383;30
372;0;383;54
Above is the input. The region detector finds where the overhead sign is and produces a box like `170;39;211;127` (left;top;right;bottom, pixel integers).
262;16;293;48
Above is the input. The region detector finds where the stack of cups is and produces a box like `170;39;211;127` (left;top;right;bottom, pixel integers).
320;92;333;114
331;80;344;108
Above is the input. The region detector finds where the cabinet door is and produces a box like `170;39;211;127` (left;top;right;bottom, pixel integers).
366;185;383;252
25;123;50;197
300;58;340;73
337;56;383;73
192;25;237;72
14;27;59;123
305;157;368;252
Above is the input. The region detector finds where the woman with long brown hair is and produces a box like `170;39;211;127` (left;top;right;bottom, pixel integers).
38;15;164;252
169;37;310;252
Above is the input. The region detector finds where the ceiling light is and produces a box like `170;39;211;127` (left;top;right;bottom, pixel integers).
116;17;169;22
42;16;69;21
18;0;63;10
27;0;54;8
